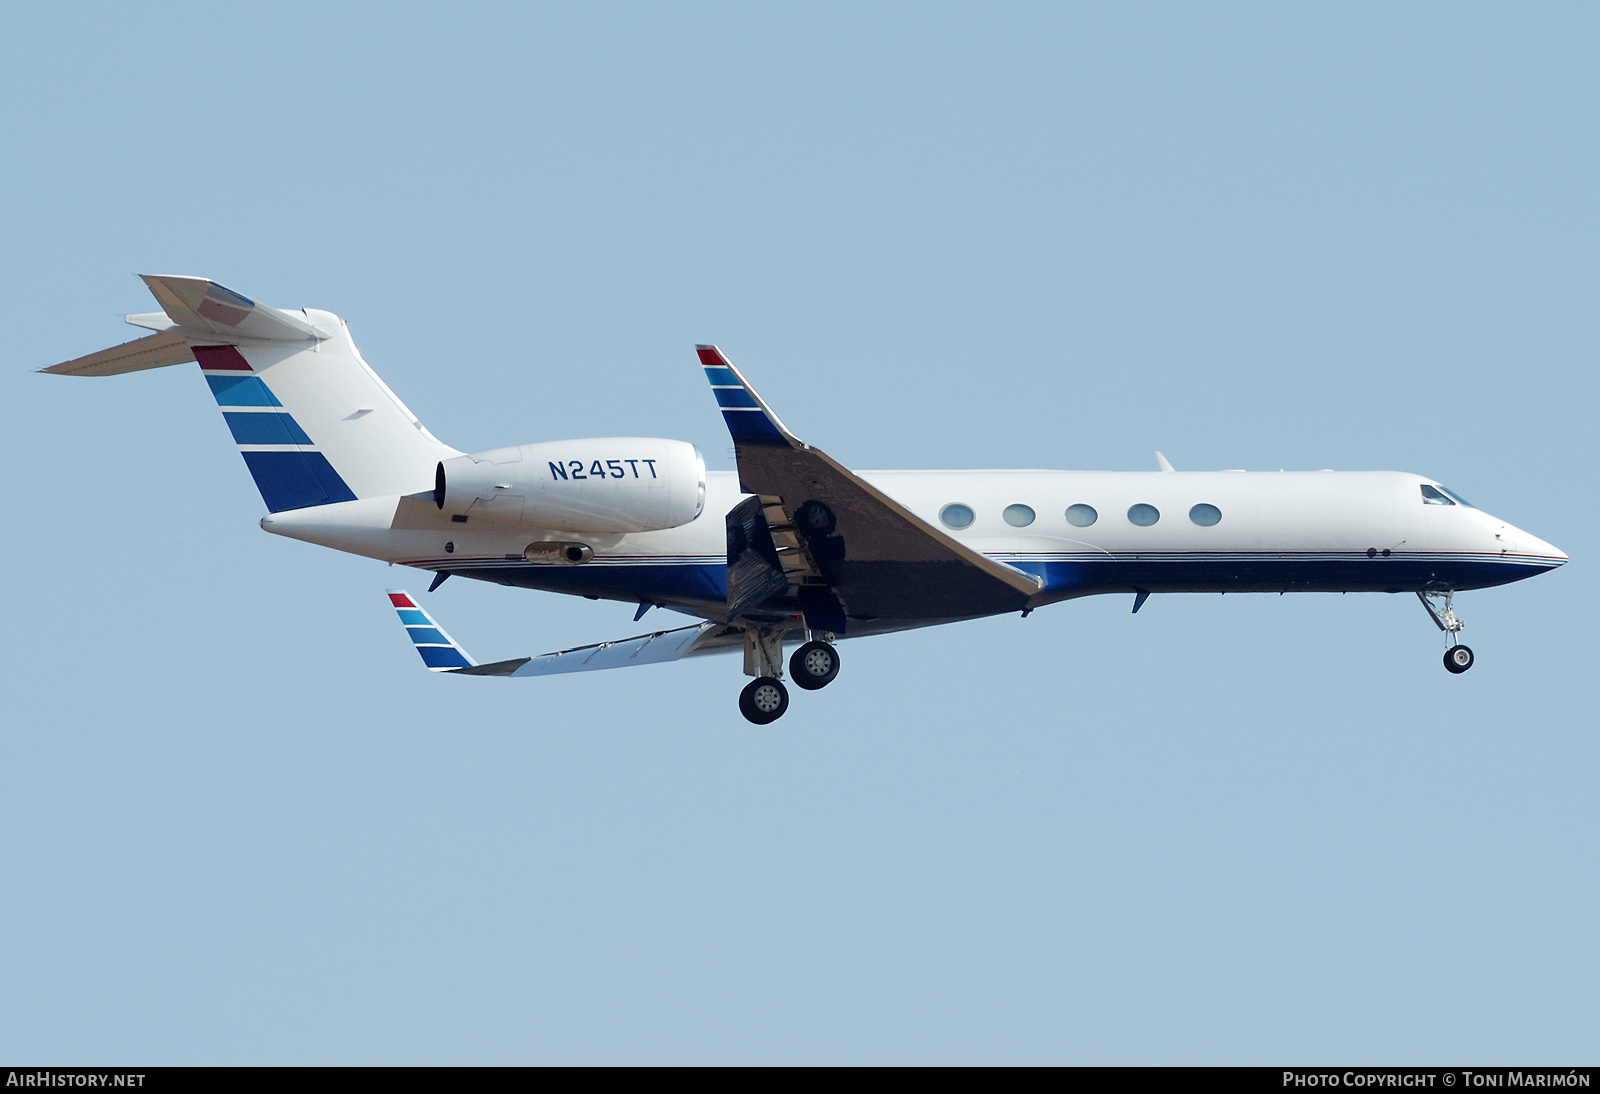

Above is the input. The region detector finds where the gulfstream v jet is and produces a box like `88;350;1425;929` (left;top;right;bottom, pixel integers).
46;276;1567;723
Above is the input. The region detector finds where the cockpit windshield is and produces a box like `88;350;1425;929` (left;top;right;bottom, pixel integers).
1421;484;1474;507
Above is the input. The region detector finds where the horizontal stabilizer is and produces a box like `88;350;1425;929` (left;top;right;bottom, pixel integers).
140;275;322;343
386;590;736;678
42;331;195;377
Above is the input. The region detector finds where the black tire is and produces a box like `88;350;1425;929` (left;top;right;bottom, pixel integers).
789;640;840;691
794;499;837;538
739;676;790;724
1443;644;1475;674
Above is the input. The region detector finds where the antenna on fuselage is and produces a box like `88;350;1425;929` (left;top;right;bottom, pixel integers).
1155;451;1176;472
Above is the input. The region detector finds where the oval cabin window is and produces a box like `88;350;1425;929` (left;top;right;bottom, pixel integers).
1127;503;1160;527
1065;504;1098;527
940;503;975;529
1003;504;1035;527
1189;503;1222;526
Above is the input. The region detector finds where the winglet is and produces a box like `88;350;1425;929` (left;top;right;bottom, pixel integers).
387;590;477;671
697;345;797;447
1155;451;1175;472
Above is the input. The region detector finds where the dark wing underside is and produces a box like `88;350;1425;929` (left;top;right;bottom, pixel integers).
698;345;1039;623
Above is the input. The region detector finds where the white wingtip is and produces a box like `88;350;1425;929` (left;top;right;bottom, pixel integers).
1155;451;1175;472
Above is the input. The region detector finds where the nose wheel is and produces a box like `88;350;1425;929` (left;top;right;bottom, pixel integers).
1419;589;1474;674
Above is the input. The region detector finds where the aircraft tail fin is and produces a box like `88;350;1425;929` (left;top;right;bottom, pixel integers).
45;276;460;514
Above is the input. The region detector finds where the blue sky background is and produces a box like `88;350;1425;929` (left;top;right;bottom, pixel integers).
2;2;1595;1064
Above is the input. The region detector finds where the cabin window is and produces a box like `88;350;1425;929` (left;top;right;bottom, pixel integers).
940;503;975;529
1420;485;1455;506
1065;504;1098;528
1189;503;1222;527
1127;503;1160;527
1003;504;1035;527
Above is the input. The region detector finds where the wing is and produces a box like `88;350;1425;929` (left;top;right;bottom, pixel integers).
386;591;739;678
698;345;1040;623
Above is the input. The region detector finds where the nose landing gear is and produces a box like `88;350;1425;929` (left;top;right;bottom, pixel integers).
1418;589;1474;674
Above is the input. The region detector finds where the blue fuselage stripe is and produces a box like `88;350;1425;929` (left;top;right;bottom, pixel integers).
430;552;1552;612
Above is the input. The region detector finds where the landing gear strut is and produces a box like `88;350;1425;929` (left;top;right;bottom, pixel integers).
735;627;843;722
1418;589;1474;674
739;625;790;724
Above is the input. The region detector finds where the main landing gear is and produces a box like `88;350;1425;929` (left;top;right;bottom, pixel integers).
739;677;790;724
737;627;840;724
790;640;841;690
1418;589;1474;674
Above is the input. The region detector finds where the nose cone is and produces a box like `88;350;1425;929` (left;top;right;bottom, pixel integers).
1496;522;1567;568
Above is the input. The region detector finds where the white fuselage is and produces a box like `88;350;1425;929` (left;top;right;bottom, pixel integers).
263;467;1566;626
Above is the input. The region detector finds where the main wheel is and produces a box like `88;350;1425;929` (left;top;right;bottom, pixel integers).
789;640;840;690
1443;644;1475;674
739;676;790;724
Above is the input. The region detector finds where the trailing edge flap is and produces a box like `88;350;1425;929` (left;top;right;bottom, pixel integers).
42;330;196;376
139;275;322;343
725;495;789;621
456;621;737;677
697;344;1041;619
387;589;739;678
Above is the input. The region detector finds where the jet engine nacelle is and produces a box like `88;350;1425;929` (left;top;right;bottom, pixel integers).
434;438;706;533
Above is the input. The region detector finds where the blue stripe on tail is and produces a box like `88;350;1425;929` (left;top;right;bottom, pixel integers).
241;451;358;512
387;591;477;672
224;412;315;446
206;374;281;406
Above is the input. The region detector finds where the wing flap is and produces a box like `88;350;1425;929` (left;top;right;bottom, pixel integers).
502;621;732;677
